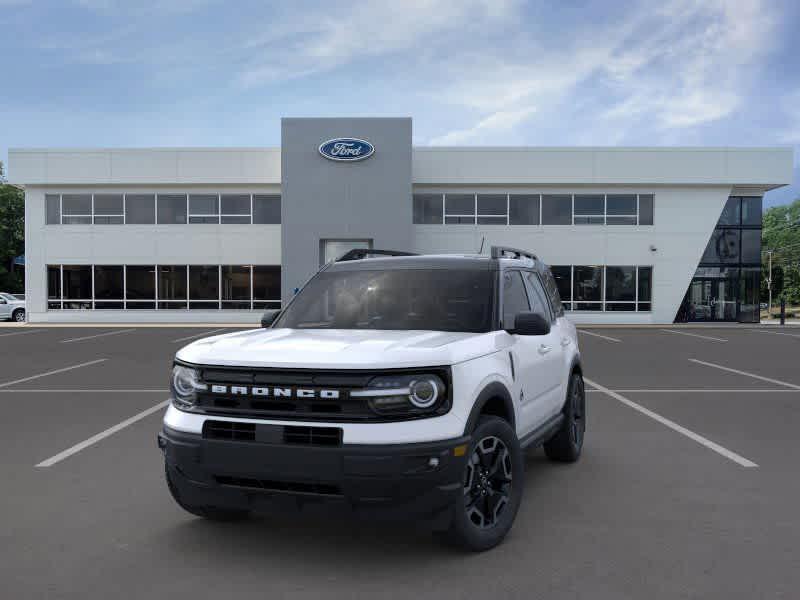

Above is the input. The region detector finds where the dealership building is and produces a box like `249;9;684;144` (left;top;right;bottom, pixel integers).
9;117;794;324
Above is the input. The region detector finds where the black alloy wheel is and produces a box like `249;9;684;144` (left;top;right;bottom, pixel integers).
464;435;513;529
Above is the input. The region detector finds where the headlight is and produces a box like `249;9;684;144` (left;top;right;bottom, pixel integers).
170;364;207;410
352;373;447;416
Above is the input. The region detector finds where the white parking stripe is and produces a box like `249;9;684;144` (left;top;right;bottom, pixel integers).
585;377;758;468
60;329;135;343
660;329;727;342
585;388;800;393
35;399;170;468
0;329;44;338
171;328;227;343
578;330;622;343
0;359;107;389
0;389;168;393
747;328;800;338
689;358;800;390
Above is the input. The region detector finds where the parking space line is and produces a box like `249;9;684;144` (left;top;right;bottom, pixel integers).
0;329;44;338
689;358;800;390
584;377;759;468
747;329;800;339
660;329;727;342
578;330;622;343
0;389;168;393
60;329;135;344
171;328;227;343
0;359;108;389
35;399;170;468
585;388;800;393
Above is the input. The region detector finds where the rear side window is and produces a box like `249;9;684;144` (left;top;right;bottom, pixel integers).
540;268;565;318
502;271;530;329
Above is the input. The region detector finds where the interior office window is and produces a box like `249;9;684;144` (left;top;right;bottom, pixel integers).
509;194;540;225
549;266;572;311
413;194;443;224
189;194;219;224
477;194;507;224
444;194;475;224
62;194;92;224
501;271;530;329
717;197;741;226
157;194;187;224
605;266;636;311
541;195;571;225
125;194;156;224
93;265;124;309
253;194;281;224
62;265;92;309
253;265;281;309
126;265;156;309
158;265;187;309
222;265;251;309
189;265;219;309
637;194;654;225
47;265;62;309
46;194;61;224
573;266;602;310
702;229;740;263
607;194;637;225
740;229;761;263
221;194;251;224
573;195;604;224
741;197;762;226
93;194;124;224
637;266;652;311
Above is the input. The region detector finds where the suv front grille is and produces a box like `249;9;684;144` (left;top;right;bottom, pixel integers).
202;420;342;446
191;366;450;422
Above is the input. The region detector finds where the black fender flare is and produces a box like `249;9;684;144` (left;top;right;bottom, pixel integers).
463;381;516;435
558;354;583;412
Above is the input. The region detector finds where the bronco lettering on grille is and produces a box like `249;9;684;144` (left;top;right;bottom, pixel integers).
209;385;340;399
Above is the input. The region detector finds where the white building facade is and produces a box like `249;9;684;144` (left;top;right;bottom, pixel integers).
9;118;794;325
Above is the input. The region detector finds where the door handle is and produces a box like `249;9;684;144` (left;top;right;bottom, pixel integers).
561;337;571;347
538;344;551;355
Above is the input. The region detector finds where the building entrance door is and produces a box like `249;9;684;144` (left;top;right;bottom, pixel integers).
684;277;738;322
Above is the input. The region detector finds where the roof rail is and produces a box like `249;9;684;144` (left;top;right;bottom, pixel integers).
490;245;538;261
336;248;418;262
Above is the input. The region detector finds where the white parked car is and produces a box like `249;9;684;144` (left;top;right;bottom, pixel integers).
0;293;25;322
159;247;585;551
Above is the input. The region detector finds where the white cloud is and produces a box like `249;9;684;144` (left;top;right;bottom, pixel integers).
429;107;536;145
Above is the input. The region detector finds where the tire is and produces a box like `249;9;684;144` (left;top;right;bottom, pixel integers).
165;463;250;521
446;416;524;552
12;309;25;322
543;371;586;462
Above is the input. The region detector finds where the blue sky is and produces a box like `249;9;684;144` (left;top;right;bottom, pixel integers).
1;0;798;207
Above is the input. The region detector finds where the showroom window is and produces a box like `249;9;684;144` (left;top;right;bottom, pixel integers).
47;265;281;310
44;193;281;225
551;265;653;312
413;192;655;226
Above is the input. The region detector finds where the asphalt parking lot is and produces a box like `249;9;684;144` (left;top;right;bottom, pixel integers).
1;324;798;599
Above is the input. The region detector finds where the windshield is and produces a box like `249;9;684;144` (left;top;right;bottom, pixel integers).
275;269;495;333
0;293;16;301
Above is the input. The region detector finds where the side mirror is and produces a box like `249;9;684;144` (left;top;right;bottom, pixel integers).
260;309;281;328
507;312;550;336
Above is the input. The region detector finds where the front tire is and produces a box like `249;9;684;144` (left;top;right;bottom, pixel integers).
446;416;523;551
165;463;250;521
543;371;586;462
12;309;25;322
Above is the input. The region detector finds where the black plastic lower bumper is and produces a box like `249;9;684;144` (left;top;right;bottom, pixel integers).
160;425;470;521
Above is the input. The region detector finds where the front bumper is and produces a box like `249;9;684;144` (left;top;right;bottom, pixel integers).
160;425;470;521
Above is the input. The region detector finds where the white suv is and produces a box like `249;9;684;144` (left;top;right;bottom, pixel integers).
0;293;25;322
160;247;585;551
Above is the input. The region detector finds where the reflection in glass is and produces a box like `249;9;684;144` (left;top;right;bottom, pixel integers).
605;266;635;301
574;266;602;302
702;229;740;263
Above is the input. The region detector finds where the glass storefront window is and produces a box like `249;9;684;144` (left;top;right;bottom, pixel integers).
741;197;762;226
717;197;741;226
574;266;602;303
605;266;635;302
702;229;741;263
739;268;760;323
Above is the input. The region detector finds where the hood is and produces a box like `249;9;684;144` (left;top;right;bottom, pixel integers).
176;328;510;369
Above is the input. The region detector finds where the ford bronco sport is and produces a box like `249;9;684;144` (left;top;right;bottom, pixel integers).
160;246;585;551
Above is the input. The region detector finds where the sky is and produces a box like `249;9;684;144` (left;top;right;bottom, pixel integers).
1;0;798;207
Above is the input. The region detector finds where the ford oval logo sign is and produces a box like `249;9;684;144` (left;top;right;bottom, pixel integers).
318;138;375;162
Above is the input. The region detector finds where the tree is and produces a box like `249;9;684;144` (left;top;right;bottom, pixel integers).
762;198;800;306
0;161;25;293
